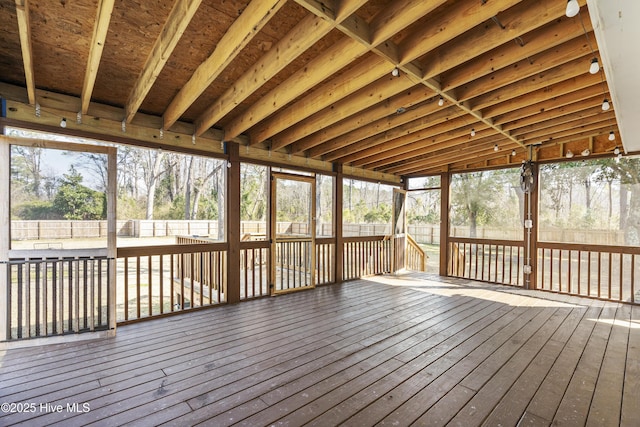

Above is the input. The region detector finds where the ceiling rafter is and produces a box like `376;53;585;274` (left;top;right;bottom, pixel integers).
267;64;412;150
125;0;203;123
163;0;286;130
81;0;115;115
289;85;434;154
193;12;336;136
14;0;35;105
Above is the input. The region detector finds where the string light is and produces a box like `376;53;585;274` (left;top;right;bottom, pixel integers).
512;149;516;157
391;67;400;77
493;144;499;152
602;99;610;111
59;118;67;128
470;128;476;137
589;58;600;74
609;131;615;141
566;150;574;158
614;147;620;155
565;0;580;18
438;97;444;107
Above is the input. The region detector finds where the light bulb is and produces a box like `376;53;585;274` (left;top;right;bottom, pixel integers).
392;67;399;77
614;146;620;155
60;118;67;128
494;144;499;152
566;150;574;158
589;58;599;74
602;99;610;111
470;128;476;137
438;97;444;106
609;131;616;141
582;148;590;157
512;149;516;156
566;0;580;18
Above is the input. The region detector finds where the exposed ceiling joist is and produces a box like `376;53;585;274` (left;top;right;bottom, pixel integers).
125;0;203;123
81;0;115;115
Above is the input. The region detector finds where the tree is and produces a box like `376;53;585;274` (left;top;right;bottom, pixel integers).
52;166;106;220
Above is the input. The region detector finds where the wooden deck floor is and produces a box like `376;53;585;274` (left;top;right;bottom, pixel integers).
1;273;639;427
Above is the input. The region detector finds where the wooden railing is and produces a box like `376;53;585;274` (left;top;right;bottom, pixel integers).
537;242;640;303
316;238;335;285
273;237;314;293
4;252;110;340
343;236;391;281
448;238;525;286
406;234;426;272
116;242;226;322
240;241;269;299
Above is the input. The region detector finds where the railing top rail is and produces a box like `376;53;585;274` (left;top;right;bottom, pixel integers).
8;248;109;259
344;235;388;243
117;242;227;258
449;237;525;247
538;241;640;254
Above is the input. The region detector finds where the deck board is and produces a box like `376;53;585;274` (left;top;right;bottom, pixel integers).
0;273;637;427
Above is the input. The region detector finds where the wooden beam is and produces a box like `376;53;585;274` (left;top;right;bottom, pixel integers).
256;55;392;148
470;55;595;111
455;36;595;103
290;85;433;154
425;0;589;82
226;142;241;303
363;127;500;171
440;12;592;92
502;95;605;131
194;13;335;136
352;120;494;168
125;0;203;123
369;0;449;46
510;104;608;137
267;67;412;150
485;75;602;121
519;113;615;144
14;0;35;105
81;0;115;114
320;107;466;162
224;37;368;141
163;0;286;129
399;0;523;65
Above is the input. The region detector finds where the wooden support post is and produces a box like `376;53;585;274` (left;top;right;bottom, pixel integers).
335;164;344;284
107;147;117;331
226;142;241;303
526;162;539;290
0;129;9;341
439;171;450;277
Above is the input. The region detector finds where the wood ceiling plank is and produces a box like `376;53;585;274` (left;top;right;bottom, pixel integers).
321;107;467;162
14;0;35;105
163;0;286;130
440;13;591;92
81;0;115;115
268;68;417;150
455;36;594;103
125;0;203;123
470;55;595;111
257;55;392;148
484;74;602;120
290;85;433;154
224;37;368;141
399;0;523;65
